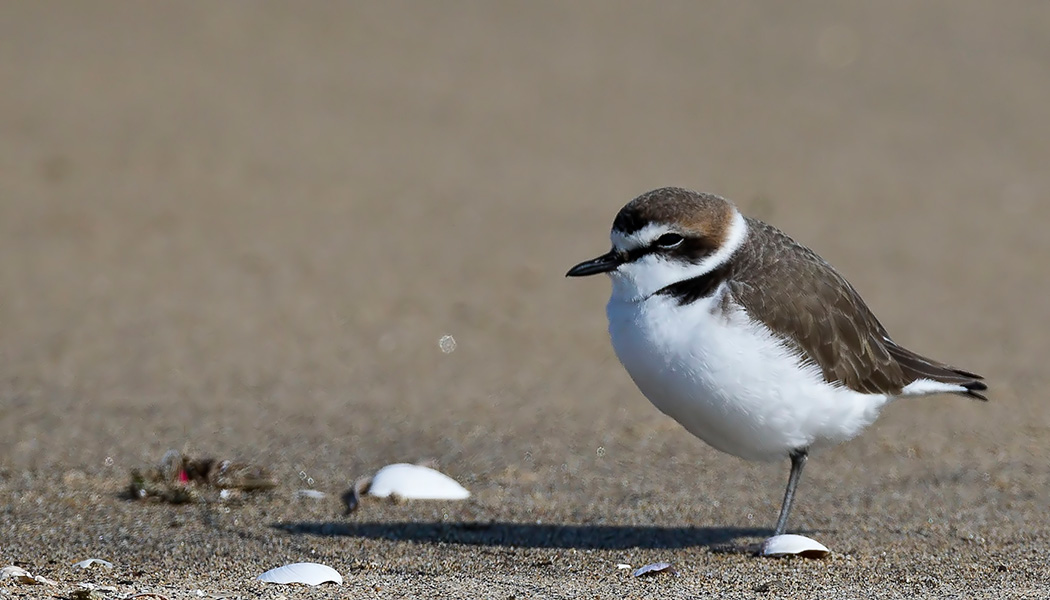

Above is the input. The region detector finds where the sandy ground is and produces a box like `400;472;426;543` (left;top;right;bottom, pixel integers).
1;3;1048;598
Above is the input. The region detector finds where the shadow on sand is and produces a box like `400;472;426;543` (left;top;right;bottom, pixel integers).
272;521;768;551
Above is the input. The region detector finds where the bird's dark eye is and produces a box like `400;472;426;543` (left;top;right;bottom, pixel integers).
654;233;684;249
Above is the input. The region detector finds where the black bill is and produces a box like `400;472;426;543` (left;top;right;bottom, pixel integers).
566;250;623;277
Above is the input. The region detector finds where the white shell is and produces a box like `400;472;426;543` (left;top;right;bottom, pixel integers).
256;562;343;586
761;534;830;558
632;561;672;577
73;558;114;569
438;334;457;353
368;463;470;500
0;566;57;585
0;566;30;580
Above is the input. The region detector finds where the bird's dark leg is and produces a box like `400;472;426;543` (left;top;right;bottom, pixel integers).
772;449;809;537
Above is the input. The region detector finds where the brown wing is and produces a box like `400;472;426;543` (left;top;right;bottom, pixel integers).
728;218;985;398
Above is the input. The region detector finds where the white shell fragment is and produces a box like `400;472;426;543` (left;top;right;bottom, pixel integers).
1;566;27;578
0;565;57;585
761;534;830;558
73;558;114;569
368;463;470;500
0;566;30;581
438;334;457;353
295;488;327;500
632;562;673;577
256;563;343;586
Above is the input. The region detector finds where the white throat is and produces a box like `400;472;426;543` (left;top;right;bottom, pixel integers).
608;209;748;302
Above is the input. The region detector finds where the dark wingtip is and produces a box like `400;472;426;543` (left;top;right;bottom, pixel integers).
953;368;984;380
888;344;988;401
962;377;988;401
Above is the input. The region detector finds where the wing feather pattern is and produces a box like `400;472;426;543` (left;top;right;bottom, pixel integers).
728;218;986;400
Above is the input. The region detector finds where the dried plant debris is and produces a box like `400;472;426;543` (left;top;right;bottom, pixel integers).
256;562;343;586
0;565;58;585
343;462;470;513
74;583;119;595
71;586;119;600
127;449;276;504
341;476;371;514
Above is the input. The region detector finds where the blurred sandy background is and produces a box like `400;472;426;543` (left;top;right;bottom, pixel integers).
1;2;1047;598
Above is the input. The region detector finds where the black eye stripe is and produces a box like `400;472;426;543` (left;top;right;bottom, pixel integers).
622;235;720;264
677;236;721;261
623;246;651;263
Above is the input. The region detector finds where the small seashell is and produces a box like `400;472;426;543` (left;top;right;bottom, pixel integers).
0;566;30;580
73;558;114;569
295;489;327;500
438;334;457;353
0;565;57;585
632;561;673;577
761;534;830;558
616;563;631;570
256;562;343;586
34;574;59;586
367;463;470;500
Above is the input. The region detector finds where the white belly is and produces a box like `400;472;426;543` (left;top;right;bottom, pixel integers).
607;288;890;461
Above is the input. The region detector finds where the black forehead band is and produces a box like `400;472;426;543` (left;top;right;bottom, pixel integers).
612;208;647;235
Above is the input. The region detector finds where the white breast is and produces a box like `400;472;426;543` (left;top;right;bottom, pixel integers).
606;286;891;462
